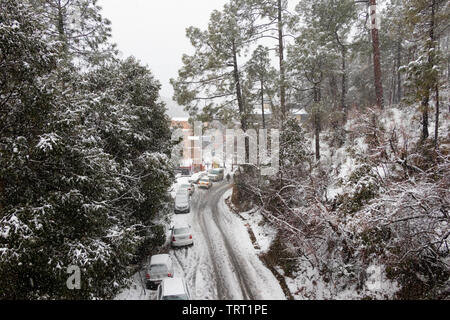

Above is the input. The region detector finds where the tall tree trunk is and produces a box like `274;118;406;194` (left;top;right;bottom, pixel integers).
314;85;321;161
422;0;437;140
396;40;402;104
435;84;440;148
329;75;339;120
57;1;65;39
369;0;384;108
232;40;249;161
389;63;396;106
261;79;266;129
56;0;69;56
341;48;348;121
277;0;286;120
421;95;429;140
232;41;246;132
315;117;320;161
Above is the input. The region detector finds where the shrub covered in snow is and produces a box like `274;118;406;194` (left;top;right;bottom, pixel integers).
234;105;449;299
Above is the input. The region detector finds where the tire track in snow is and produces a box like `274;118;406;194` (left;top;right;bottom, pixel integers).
172;179;285;300
195;187;236;299
207;184;255;300
207;183;286;300
193;183;256;299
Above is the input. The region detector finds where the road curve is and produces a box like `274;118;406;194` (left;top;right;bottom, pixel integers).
170;180;286;300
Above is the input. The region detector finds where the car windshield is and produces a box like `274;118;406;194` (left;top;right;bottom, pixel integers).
200;178;209;182
174;228;190;235
212;169;221;174
180;184;190;189
162;294;188;300
150;264;167;273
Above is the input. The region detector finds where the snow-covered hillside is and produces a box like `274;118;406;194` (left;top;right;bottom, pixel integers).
232;105;449;300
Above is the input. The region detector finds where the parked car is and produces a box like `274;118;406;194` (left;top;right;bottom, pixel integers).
171;224;193;248
179;183;195;196
208;168;224;182
198;177;213;189
156;278;191;300
174;192;191;213
189;172;206;184
146;254;174;290
179;168;192;177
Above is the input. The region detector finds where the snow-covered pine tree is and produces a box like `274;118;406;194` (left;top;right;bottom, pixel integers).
1;0;174;299
82;56;175;228
28;0;116;65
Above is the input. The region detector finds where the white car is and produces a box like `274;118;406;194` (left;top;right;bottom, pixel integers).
198;177;213;189
156;277;191;300
146;254;175;290
179;183;195;196
174;192;191;214
208;168;224;181
208;173;218;182
188;172;206;184
171;224;194;248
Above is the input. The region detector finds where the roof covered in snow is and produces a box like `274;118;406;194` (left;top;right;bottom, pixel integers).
291;108;308;115
150;254;171;265
162;278;187;296
172;117;190;122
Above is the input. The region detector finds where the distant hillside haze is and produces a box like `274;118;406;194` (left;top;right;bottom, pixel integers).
161;96;189;119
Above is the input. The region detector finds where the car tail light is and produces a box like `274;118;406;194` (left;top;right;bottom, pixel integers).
172;236;176;241
145;273;150;279
168;273;173;277
189;235;192;239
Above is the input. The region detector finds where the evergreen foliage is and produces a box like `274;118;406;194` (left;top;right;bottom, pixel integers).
0;0;174;299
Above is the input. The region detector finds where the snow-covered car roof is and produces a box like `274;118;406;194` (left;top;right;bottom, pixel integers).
162;278;187;296
175;192;189;199
179;184;191;188
173;223;191;230
190;171;205;178
150;254;171;265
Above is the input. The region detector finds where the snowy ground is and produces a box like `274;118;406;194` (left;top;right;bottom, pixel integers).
228;205;277;255
115;271;155;300
116;175;286;300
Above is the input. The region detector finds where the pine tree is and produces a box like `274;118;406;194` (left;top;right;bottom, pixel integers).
401;0;448;141
288;6;339;161
294;0;357;122
368;0;385;108
171;6;247;127
246;45;278;129
28;0;115;64
233;0;291;120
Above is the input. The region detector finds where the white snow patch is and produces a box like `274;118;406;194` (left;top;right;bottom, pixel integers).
36;133;61;152
115;271;154;300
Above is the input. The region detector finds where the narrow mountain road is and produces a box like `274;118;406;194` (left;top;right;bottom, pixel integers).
170;180;286;300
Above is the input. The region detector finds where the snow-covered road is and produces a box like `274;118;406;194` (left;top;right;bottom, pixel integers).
116;178;286;300
170;180;286;300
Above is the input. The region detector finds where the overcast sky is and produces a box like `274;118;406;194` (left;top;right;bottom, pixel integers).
98;0;228;109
